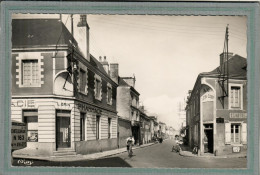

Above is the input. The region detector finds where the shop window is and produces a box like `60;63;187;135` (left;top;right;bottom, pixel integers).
96;116;100;139
22;60;40;86
80;113;85;141
229;84;243;109
79;69;87;94
108;118;111;138
23;110;38;142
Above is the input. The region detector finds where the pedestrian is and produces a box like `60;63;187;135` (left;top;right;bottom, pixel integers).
126;136;135;156
172;135;180;152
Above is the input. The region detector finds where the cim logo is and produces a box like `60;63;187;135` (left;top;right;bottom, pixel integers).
17;159;34;166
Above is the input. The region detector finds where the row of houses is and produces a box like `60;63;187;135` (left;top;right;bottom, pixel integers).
185;52;247;156
11;14;166;157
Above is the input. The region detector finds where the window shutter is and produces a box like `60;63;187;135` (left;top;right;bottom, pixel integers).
225;123;231;144
241;123;247;144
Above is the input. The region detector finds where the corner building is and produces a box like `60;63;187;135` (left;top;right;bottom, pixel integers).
186;53;247;156
11;15;118;157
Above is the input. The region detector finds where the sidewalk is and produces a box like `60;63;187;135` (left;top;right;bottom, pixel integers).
179;144;247;158
13;142;156;162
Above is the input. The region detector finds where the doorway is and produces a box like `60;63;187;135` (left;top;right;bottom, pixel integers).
56;110;71;149
204;124;213;153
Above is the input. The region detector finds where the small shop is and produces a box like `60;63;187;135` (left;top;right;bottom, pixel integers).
11;97;118;157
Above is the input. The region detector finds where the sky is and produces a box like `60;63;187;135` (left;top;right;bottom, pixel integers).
86;15;247;130
12;14;247;130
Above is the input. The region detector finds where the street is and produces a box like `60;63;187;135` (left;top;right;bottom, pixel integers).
13;139;247;168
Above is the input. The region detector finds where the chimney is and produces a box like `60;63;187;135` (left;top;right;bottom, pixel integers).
122;76;136;88
220;52;233;65
74;14;90;61
110;63;119;84
100;56;109;75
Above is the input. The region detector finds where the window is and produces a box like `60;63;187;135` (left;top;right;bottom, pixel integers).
229;84;243;109
107;83;112;105
225;122;247;144
94;74;102;100
79;69;87;93
80;113;85;141
231;124;241;143
96;116;100;139
108;118;111;138
23;110;38;142
22;60;39;86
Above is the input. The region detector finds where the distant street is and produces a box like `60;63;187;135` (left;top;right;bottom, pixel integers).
13;139;246;168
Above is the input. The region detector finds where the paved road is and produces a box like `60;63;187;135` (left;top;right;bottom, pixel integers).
13;139;247;168
110;139;247;168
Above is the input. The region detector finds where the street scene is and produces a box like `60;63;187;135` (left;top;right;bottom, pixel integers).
11;14;247;168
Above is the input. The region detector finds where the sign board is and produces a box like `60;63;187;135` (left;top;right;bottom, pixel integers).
230;113;247;118
232;146;241;153
216;117;224;123
11;120;27;150
201;91;214;102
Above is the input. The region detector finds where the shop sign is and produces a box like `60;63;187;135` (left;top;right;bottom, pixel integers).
230;113;247;118
232;146;241;153
201;92;214;102
76;102;102;114
11;121;27;150
11;100;35;108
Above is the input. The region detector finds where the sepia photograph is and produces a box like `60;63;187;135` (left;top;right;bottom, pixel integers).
9;13;249;168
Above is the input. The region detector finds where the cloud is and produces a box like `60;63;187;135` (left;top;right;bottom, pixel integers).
143;95;185;130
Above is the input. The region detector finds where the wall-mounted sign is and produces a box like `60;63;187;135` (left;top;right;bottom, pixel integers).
11;120;27;150
232;146;241;153
230;113;247;118
11;100;35;108
76;102;102;114
201;91;214;102
216;117;224;123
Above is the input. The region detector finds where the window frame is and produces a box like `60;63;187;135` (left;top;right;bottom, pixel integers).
94;74;102;101
230;123;241;144
96;116;100;140
21;59;40;87
107;83;112;105
229;83;243;110
80;113;86;141
108;118;111;139
23;110;38;142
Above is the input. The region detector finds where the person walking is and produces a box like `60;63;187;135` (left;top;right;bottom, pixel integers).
126;136;135;157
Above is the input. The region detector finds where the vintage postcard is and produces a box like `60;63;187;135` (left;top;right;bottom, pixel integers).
0;1;259;175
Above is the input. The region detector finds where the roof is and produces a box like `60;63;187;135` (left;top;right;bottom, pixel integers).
89;54;110;77
12;19;113;81
200;54;247;79
12;19;77;48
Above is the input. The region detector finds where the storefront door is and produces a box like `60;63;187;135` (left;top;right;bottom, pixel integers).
56;110;71;148
204;124;213;153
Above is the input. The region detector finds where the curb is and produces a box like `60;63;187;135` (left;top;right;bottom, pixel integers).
179;151;247;159
13;142;157;162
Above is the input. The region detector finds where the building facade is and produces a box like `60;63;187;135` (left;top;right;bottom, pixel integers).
186;53;247;156
11;15;118;157
115;75;141;147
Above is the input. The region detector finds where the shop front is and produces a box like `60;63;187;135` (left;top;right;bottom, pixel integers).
11;97;118;157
